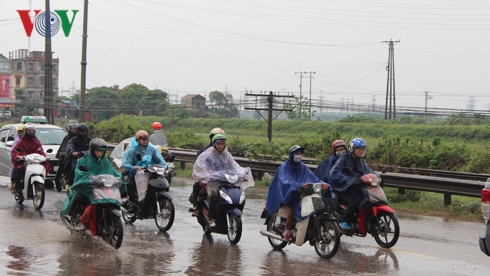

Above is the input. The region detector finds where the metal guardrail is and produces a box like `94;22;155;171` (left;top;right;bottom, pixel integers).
107;145;485;205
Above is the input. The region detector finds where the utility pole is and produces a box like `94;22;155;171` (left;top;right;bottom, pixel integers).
79;0;89;122
423;91;433;119
295;72;305;120
382;39;400;120
307;71;315;118
44;0;54;124
245;91;293;141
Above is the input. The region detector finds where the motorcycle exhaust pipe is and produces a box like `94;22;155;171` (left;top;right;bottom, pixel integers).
260;230;289;242
60;215;77;232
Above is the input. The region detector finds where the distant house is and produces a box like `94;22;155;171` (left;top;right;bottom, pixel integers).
181;94;206;110
56;99;78;119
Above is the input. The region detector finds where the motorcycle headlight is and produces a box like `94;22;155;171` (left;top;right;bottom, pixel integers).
155;167;166;175
220;190;233;204
239;191;246;204
313;183;322;193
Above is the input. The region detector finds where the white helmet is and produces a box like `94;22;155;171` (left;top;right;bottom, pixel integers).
209;127;225;139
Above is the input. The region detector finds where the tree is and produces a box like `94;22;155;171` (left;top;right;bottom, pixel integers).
284;95;315;120
209;91;239;118
138;89;170;116
119;83;151;115
85;86;123;118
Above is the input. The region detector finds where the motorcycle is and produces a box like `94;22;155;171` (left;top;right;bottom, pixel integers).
61;168;124;249
194;171;253;244
12;147;52;210
260;183;341;259
109;138;176;187
333;172;400;248
121;155;175;232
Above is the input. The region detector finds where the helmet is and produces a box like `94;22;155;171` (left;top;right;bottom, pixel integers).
76;123;89;132
68;122;78;132
209;127;225;140
89;138;108;158
332;140;346;156
135;130;149;140
24;123;36;137
288;145;305;155
76;123;89;139
212;134;226;143
17;125;24;131
350;138;367;157
152;122;162;130
24;123;35;131
212;134;226;152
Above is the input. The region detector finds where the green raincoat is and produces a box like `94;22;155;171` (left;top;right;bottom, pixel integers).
60;153;126;216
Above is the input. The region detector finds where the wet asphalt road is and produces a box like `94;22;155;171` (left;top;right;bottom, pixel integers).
0;176;489;275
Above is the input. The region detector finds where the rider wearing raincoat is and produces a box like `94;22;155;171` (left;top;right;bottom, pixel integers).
314;140;347;184
60;138;126;232
122;130;168;211
192;134;254;228
266;145;327;240
329;138;375;230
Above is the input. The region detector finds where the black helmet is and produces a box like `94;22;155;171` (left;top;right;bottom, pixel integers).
76;123;89;139
89;138;107;158
288;145;305;155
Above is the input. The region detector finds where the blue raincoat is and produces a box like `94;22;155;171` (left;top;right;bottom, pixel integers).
330;153;375;208
314;155;339;184
122;137;168;177
266;152;325;222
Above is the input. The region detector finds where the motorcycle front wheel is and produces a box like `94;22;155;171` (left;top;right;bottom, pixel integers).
373;212;400;248
155;198;175;232
227;213;242;244
314;219;340;259
102;213;124;249
32;181;45;210
266;215;288;250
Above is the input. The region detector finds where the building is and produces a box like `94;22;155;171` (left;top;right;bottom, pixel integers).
0;54;14;109
8;49;59;103
181;94;206;110
56;99;78;119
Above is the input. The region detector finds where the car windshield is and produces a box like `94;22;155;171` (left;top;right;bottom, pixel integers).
35;128;66;145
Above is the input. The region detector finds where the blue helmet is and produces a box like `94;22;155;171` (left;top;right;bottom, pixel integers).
349;138;366;153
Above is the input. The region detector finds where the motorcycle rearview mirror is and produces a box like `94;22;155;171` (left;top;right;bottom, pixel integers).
136;154;142;161
16;147;24;152
79;165;89;172
382;167;388;174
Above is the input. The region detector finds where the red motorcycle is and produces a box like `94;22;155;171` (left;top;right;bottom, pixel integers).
333;173;400;248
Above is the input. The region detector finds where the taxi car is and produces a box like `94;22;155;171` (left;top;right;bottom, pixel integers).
0;116;67;185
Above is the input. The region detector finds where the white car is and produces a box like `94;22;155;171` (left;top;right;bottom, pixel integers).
0;111;12;118
0;116;67;185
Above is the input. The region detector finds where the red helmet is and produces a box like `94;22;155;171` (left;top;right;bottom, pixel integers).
331;140;346;156
152;122;162;130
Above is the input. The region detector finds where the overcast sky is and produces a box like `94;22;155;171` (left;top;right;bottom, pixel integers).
1;0;490;110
